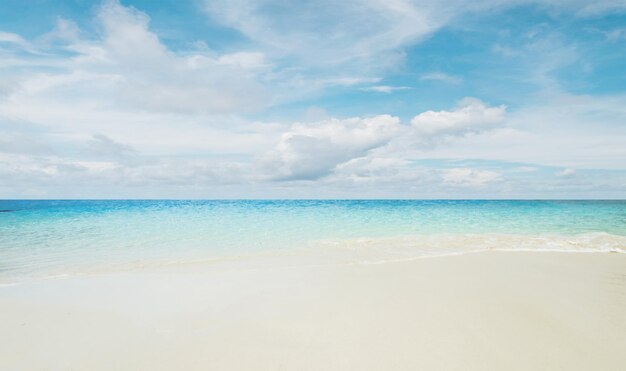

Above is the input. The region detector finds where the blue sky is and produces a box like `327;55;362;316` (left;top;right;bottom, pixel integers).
1;0;625;198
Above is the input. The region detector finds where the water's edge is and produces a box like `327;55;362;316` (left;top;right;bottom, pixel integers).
2;200;625;283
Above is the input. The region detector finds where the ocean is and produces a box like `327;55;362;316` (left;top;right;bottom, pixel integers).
1;200;625;282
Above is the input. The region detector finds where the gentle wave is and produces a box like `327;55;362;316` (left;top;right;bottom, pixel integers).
312;232;626;264
2;232;625;284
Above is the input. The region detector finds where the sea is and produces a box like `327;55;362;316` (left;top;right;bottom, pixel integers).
1;200;625;283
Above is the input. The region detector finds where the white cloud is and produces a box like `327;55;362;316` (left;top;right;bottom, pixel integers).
86;134;137;162
556;168;577;177
201;0;626;76
442;168;502;186
572;0;626;16
419;72;462;84
259;98;508;181
262;115;404;180
334;156;409;180
216;52;269;70
0;31;28;46
40;19;82;44
202;0;443;69
0;0;268;117
604;28;626;41
360;85;412;93
400;92;626;171
411;98;506;138
304;106;329;121
1;0;626;198
514;166;539;172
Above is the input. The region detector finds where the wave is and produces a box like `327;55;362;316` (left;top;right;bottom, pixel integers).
3;232;624;284
311;232;626;264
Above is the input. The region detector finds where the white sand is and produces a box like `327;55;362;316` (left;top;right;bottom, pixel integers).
1;251;625;370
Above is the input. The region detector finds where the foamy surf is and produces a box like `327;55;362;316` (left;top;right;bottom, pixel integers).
312;232;626;264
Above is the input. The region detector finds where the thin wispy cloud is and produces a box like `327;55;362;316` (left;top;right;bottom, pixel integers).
419;72;463;84
360;85;412;93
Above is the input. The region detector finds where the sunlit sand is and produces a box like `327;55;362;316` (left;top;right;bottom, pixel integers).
2;251;625;370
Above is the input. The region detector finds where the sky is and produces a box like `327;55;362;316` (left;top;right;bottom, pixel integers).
1;0;625;199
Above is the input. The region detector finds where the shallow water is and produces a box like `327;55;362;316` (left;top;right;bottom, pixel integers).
1;200;625;282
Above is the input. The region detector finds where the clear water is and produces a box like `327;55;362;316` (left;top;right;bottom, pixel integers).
1;200;625;282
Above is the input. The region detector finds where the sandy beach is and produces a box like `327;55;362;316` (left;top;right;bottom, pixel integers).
3;0;626;369
1;251;625;371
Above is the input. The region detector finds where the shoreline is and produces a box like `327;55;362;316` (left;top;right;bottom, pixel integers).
1;251;626;370
3;231;626;285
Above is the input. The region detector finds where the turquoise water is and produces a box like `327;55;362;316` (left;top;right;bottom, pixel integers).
1;200;625;281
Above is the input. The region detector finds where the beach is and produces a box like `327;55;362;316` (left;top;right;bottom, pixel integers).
3;0;626;368
2;251;625;370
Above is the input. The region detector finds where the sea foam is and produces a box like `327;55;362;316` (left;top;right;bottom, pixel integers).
313;232;626;264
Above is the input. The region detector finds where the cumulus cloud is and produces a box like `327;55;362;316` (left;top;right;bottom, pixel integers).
262;115;404;180
411;98;506;139
258;98;508;181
